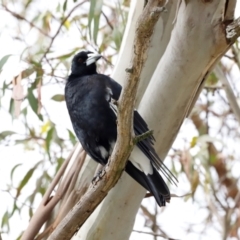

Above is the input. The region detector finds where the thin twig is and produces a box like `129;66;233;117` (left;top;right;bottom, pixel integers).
214;64;240;124
226;187;240;222
35;149;87;240
132;230;179;240
101;10;114;30
40;0;87;62
21;144;80;240
2;5;50;38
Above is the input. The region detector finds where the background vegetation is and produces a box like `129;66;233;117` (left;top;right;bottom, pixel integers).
0;0;240;239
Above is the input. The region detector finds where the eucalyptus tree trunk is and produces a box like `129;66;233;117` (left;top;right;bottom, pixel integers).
70;0;238;239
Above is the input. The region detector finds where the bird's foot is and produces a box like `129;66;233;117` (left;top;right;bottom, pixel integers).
92;168;106;184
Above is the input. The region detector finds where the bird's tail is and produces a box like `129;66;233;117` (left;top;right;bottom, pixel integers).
125;161;170;207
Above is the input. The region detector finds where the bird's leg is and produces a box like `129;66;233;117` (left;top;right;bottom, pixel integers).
92;164;106;184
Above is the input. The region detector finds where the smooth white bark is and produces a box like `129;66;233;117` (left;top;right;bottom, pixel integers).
74;1;178;239
140;0;229;157
113;0;177;106
72;0;232;239
72;1;146;238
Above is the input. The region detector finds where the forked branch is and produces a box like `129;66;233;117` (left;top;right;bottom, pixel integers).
47;1;167;239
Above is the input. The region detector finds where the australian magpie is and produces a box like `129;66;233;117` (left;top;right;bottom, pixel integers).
65;51;177;207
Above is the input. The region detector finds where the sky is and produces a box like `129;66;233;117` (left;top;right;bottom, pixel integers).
0;1;240;240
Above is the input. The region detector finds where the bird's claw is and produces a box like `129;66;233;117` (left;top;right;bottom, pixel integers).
92;168;106;184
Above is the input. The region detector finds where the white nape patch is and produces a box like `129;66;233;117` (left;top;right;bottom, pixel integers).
105;87;113;101
129;146;153;175
98;146;108;159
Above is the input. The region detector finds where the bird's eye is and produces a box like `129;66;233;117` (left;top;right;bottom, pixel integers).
78;58;84;64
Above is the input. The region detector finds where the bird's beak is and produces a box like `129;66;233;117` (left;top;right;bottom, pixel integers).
86;53;102;66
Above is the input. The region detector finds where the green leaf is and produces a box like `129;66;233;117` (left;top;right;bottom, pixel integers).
29;206;33;218
9;98;14;118
16;168;36;197
209;154;217;164
63;0;68;11
206;72;218;86
28;88;43;121
0;54;11;72
1;211;10;231
88;0;95;38
63;19;71;30
112;27;123;50
0;130;16;140
16;161;43;198
15;139;28;145
42;11;51;32
56;2;61;12
25;0;33;9
56;49;78;60
10;163;23;181
28;88;37;113
68;129;77;145
191;170;199;195
2;80;11;96
56;157;64;172
94;0;103;43
51;94;65;102
190;136;198;148
46;127;54;155
22;106;28;116
21;68;35;79
88;0;103;43
27;175;45;210
10;202;20;217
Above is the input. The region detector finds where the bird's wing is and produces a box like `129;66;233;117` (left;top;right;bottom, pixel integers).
101;75;177;185
133;110;177;185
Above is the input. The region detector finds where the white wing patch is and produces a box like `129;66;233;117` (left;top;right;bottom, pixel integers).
107;95;152;175
98;146;108;159
129;146;153;175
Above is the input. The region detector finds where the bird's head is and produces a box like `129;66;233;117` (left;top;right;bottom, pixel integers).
71;51;102;76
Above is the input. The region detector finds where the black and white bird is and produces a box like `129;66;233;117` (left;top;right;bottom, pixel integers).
65;51;177;207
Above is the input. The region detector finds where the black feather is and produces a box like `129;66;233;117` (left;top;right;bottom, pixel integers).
65;51;177;207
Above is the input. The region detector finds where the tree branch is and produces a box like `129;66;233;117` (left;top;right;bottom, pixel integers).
214;64;240;124
21;144;84;240
226;16;240;43
132;229;177;240
101;10;114;30
47;1;166;239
